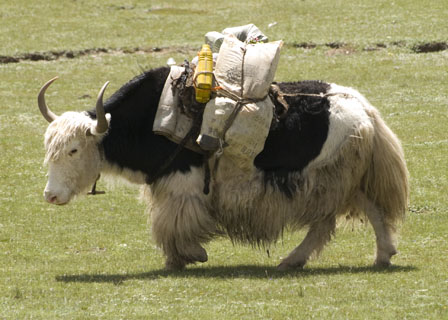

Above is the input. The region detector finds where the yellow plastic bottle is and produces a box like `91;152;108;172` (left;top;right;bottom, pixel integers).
194;44;214;103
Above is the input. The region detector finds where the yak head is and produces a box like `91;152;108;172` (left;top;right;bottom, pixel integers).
38;78;110;205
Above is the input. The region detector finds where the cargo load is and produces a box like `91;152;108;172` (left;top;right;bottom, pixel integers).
197;31;283;169
153;24;283;171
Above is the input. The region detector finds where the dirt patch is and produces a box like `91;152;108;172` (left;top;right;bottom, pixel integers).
325;42;347;49
2;41;447;65
412;42;448;53
0;56;20;63
1;48;108;64
0;46;195;64
292;42;317;49
292;41;448;54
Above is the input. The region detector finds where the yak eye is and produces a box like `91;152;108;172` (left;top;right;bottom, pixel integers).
69;149;78;156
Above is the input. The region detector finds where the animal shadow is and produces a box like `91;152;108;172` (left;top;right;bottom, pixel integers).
55;264;416;285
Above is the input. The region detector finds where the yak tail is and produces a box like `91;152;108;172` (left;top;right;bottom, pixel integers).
363;106;409;226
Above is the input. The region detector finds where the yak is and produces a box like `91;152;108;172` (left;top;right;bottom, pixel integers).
38;65;409;270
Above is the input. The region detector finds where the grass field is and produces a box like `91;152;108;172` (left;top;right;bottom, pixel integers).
1;0;447;319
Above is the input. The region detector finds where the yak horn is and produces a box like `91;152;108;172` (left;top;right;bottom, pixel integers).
38;77;59;123
94;81;110;134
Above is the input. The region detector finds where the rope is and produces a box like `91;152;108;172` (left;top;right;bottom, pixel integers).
279;91;354;99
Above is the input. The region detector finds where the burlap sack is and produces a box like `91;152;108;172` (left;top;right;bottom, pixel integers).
153;66;201;153
222;24;268;43
214;34;282;100
205;24;269;53
197;96;274;170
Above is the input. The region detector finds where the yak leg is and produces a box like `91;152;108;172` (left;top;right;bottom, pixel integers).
278;217;336;270
144;172;216;271
355;192;397;266
152;207;211;270
151;196;215;271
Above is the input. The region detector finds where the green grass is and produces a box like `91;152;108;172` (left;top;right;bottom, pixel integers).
1;0;447;56
1;0;448;319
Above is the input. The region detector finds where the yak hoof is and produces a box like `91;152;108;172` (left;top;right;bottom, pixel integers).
165;257;187;271
189;246;208;263
277;261;305;271
164;246;208;271
374;259;392;268
374;249;397;268
165;261;186;271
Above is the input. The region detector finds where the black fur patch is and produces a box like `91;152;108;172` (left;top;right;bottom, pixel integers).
89;67;204;183
255;81;331;196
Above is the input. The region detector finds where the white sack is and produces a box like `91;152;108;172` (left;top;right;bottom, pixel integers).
222;24;268;43
214;34;282;100
197;96;274;170
153;66;200;152
205;24;269;53
204;31;225;53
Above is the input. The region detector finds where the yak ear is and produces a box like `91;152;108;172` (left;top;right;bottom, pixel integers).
88;113;111;136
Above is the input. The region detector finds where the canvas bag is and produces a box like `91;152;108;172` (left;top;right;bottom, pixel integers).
153;66;202;153
214;34;283;100
205;23;269;53
197;96;274;170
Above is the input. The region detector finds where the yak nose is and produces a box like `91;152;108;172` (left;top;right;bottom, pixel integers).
44;190;62;205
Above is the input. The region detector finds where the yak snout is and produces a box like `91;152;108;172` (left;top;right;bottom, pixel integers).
43;185;71;205
44;191;65;205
